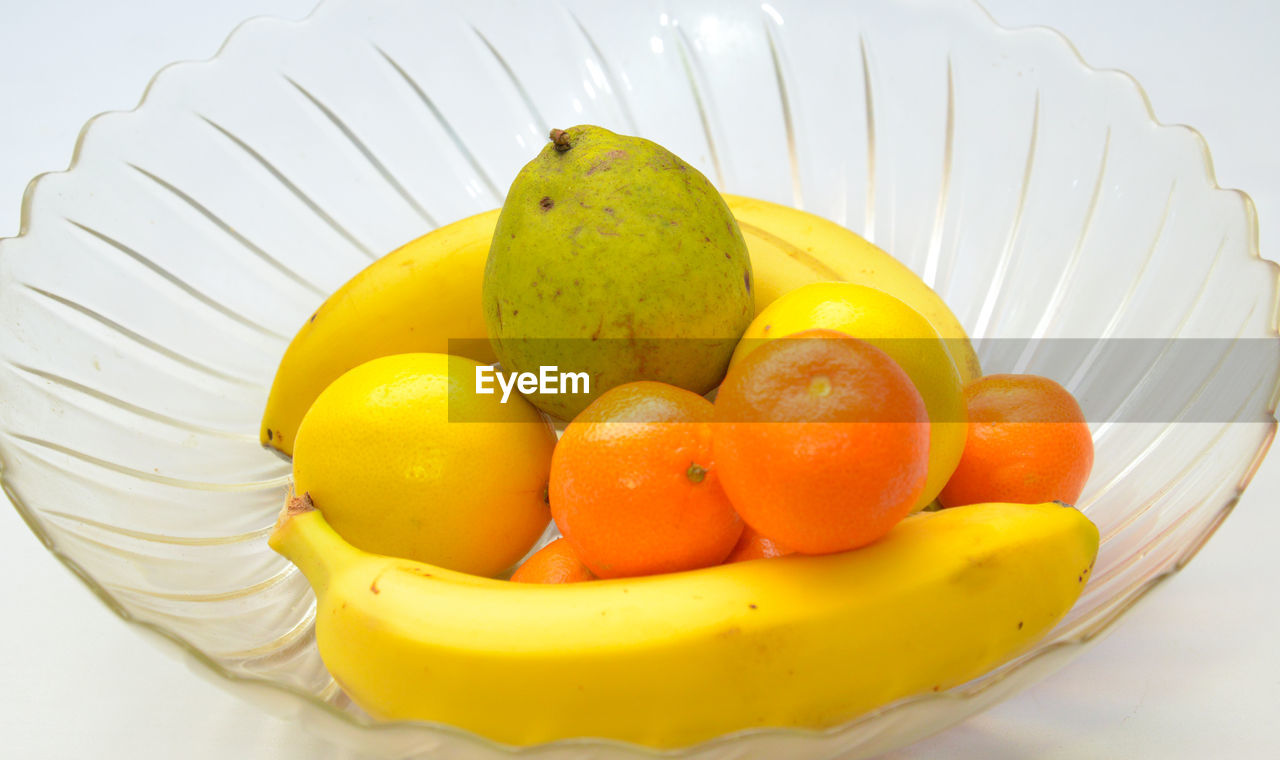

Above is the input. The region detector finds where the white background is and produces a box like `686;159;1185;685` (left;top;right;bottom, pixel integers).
1;1;1278;757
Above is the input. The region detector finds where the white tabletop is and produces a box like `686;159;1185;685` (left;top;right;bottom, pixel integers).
2;1;1277;757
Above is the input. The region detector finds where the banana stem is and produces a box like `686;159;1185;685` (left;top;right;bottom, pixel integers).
268;491;345;595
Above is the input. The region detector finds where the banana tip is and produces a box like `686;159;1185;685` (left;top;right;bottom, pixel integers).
289;491;317;516
261;438;294;463
272;488;316;537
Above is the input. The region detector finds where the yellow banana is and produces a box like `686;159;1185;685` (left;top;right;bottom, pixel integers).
260;210;499;456
739;217;844;315
271;496;1097;748
261;198;980;455
724;194;982;383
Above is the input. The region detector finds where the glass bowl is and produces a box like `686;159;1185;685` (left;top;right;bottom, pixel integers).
1;0;1274;757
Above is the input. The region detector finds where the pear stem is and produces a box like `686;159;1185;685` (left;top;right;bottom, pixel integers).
550;128;571;152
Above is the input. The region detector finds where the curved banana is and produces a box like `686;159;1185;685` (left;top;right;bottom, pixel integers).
271;496;1097;748
262;198;980;455
724;194;982;383
260;210;499;456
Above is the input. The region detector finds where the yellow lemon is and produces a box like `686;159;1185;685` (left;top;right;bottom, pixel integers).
731;283;966;511
292;353;555;576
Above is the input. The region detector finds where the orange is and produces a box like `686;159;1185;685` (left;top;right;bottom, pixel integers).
939;374;1093;507
723;526;793;563
510;539;596;584
713;329;930;554
549;382;743;579
731;282;967;513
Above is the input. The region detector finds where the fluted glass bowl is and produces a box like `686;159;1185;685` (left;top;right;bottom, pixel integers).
1;0;1274;757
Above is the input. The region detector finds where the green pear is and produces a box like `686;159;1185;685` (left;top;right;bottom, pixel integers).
482;125;754;419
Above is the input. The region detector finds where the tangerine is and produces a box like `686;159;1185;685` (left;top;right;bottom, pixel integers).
549;382;743;578
731;282;966;512
510;539;596;584
723;526;793;563
713;329;930;554
938;374;1093;507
